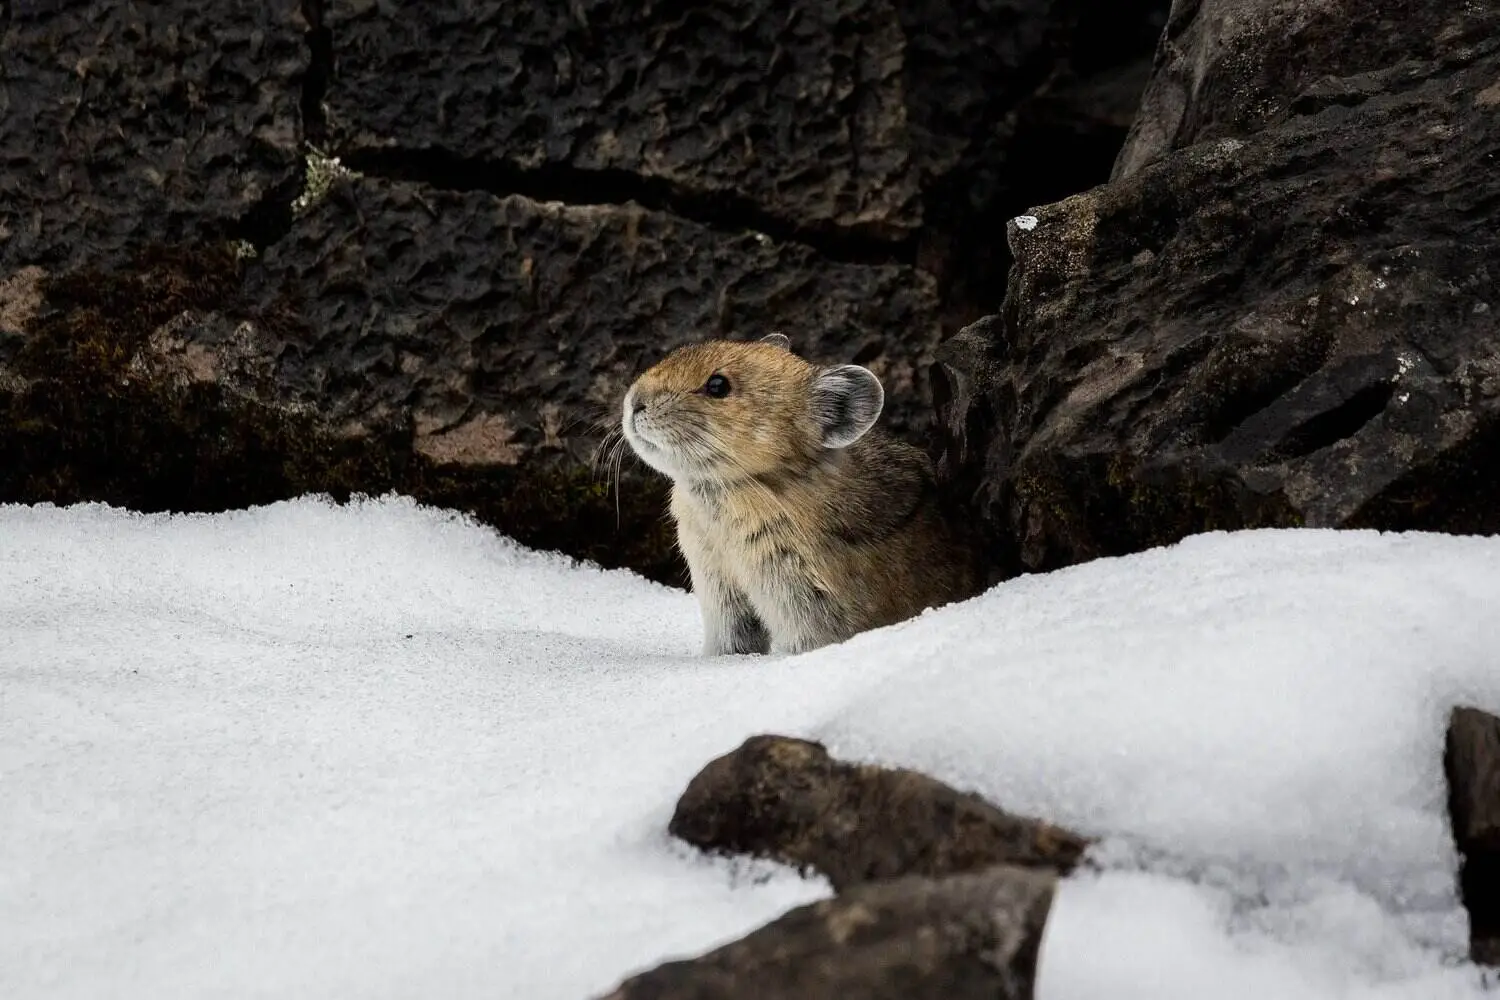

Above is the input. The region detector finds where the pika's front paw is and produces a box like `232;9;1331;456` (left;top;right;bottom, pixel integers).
703;610;770;656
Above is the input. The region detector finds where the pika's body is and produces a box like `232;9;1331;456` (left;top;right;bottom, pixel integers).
621;334;980;655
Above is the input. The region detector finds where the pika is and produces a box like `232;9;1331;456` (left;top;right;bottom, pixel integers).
621;334;981;655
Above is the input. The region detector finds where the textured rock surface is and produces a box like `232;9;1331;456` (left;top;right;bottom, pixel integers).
1446;706;1500;966
322;0;1170;323
936;5;1500;574
0;0;306;270
669;735;1089;890
326;0;923;242
597;864;1056;1000
0;0;1169;581
1114;0;1498;179
0;171;943;582
252;173;944;454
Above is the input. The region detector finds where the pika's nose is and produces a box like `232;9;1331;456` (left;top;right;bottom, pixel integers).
630;394;646;415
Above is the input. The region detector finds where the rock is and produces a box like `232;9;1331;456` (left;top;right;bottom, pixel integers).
1445;706;1500;965
1114;0;1498;180
0;0;307;271
321;0;1171;322
0;171;942;584
251;173;944;447
326;0;922;243
596;864;1056;1000
0;0;1171;581
669;735;1089;890
936;6;1500;575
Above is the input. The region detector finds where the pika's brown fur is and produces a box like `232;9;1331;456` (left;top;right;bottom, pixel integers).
621;334;982;655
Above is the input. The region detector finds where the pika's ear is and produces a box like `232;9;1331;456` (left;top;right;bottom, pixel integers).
760;333;791;351
810;364;884;449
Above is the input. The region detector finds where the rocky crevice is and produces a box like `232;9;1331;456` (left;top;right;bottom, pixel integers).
299;0;332;146
336;145;920;269
226;0;332;253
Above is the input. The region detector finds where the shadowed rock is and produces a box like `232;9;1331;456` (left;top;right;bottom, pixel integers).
0;0;1172;582
669;734;1089;890
0;170;943;583
1445;706;1500;965
596;864;1057;1000
936;0;1500;576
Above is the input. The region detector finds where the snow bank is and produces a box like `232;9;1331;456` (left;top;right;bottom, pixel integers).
2;496;1497;999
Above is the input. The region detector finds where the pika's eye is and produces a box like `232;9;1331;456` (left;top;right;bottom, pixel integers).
703;373;731;398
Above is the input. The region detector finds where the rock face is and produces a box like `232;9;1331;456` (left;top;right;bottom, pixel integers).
322;0;1169;324
252;176;943;457
670;734;1089;890
936;0;1500;574
1113;0;1493;181
596;864;1057;1000
0;0;1168;581
1445;706;1500;965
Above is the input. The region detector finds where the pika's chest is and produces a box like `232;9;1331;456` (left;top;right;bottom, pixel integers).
670;484;820;579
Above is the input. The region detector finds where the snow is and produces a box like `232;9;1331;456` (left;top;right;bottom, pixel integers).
1014;213;1040;231
3;495;1499;1000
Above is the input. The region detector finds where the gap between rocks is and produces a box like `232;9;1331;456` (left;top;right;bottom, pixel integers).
336;144;921;269
232;0;917;267
299;0;332;146
226;0;331;252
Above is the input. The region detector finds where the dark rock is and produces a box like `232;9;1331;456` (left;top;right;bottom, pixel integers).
0;0;307;270
936;7;1500;575
0;0;1171;582
1114;0;1498;180
0;168;943;584
0;241;684;580
596;864;1056;1000
321;0;1170;322
669;734;1089;890
1445;706;1500;966
251;172;943;449
326;0;923;243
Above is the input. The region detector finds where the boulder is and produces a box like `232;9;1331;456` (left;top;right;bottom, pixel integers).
936;2;1500;574
596;864;1057;1000
1445;706;1500;965
0;174;942;583
669;734;1089;890
0;0;1170;581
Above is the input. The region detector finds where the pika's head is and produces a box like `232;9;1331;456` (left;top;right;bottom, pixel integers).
621;334;885;483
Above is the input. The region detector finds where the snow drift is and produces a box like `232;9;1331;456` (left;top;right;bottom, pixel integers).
2;496;1497;999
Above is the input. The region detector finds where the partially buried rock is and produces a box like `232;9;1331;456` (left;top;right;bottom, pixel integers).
596;864;1056;1000
669;735;1089;891
1444;705;1500;965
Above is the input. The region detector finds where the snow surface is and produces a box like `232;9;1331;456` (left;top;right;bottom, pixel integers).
3;495;1499;999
